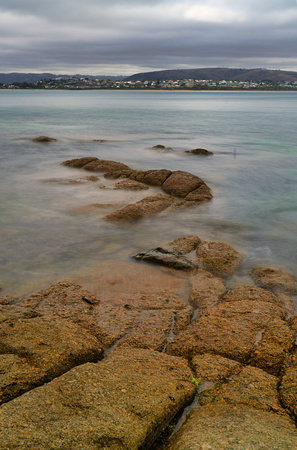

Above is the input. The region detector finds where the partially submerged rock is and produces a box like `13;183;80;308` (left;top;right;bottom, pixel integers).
251;267;297;295
195;240;243;277
62;158;213;223
43;175;100;184
185;148;213;156
167;235;202;255
110;179;149;190
133;247;198;271
32;136;57;142
162;170;205;198
129;169;172;186
0;348;195;449
105;194;175;223
151;144;172;151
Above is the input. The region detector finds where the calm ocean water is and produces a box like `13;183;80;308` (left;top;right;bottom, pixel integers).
0;90;296;295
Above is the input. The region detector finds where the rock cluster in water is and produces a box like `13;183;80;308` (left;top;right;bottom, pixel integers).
1;231;297;448
62;157;213;223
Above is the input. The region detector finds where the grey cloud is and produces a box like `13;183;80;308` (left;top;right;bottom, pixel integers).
1;0;297;74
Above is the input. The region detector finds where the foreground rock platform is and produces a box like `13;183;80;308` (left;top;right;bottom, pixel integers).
0;305;102;405
0;348;195;449
2;233;297;448
62;157;213;223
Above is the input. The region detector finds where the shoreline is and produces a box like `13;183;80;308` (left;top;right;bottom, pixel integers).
1;156;297;447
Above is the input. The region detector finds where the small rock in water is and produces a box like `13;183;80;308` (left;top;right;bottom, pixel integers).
32;136;57;142
151;144;172;151
133;247;198;271
185;148;213;156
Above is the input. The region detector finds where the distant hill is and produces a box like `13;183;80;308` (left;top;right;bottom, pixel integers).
125;67;297;82
0;73;124;84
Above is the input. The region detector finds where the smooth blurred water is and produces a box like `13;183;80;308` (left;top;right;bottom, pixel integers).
0;90;296;295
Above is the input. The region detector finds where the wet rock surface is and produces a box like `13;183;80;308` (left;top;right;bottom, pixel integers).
107;179;149;190
195;240;243;277
167;404;297;449
251;266;297;294
167;284;295;375
133;247;198;271
0;348;195;450
189;268;226;313
0;306;102;405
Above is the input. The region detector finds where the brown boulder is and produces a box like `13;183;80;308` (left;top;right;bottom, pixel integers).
109;179;149;190
184;183;213;202
82;159;131;173
103;168;133;179
167;235;202;255
168;404;297;449
221;284;290;319
0;349;195;449
192;353;242;384
167;287;295;374
189;268;226;313
280;356;297;420
62;157;99;168
162;170;205;198
130;169;172;186
18;281;104;340
118;307;192;352
0;312;102;405
195;240;242;277
212;365;282;413
251;267;297;295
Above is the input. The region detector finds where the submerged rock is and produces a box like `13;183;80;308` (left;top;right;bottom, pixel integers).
105;194;175;223
107;179;149;190
0;348;195;449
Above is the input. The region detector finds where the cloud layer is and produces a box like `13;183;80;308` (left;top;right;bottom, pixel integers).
1;0;297;75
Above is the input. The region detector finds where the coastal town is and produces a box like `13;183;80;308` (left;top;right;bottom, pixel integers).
1;76;297;90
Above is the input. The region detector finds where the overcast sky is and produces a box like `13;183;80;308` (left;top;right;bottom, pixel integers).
1;0;297;75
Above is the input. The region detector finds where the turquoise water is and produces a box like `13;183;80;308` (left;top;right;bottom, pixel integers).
0;90;296;295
